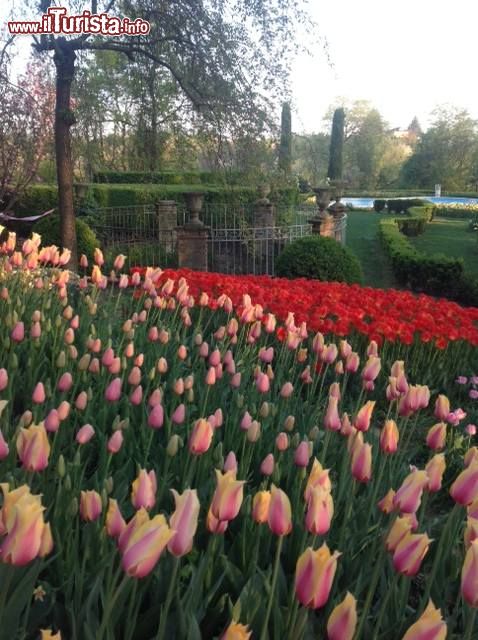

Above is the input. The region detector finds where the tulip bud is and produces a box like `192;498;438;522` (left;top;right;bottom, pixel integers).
268;485;292;536
393;470;428;513
80;490;102;522
252;491;271;524
426;454;446;492
295;544;340;609
450;461;478;506
392;531;431;576
401;600;446;640
305;487;334;536
166;435;181;457
426;422;447;451
327;592;357;640
167;489;200;557
380;420;399;454
260;453;275;476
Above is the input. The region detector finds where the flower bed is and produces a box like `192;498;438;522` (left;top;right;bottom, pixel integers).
0;233;478;638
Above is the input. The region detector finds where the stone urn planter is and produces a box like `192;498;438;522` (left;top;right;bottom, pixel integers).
183;191;205;226
312;186;333;216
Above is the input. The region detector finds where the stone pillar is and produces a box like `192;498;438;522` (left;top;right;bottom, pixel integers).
254;199;275;228
154;200;177;253
176;224;209;271
328;200;347;244
308;213;335;238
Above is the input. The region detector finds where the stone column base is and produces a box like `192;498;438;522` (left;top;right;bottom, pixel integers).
176;224;210;271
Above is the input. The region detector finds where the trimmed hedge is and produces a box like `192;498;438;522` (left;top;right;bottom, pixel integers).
433;206;478;219
380;206;478;306
275;235;363;284
16;183;299;216
93;170;246;185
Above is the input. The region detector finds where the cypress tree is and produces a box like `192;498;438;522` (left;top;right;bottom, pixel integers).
278;102;292;174
327;108;345;181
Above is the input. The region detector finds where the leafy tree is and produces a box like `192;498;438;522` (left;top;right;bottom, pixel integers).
278;102;292;175
0;54;55;211
18;0;313;264
327;107;344;181
401;107;478;190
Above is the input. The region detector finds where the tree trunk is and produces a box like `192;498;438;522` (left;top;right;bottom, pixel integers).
54;40;77;268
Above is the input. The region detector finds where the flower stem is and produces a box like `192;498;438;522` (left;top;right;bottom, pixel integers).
260;535;284;640
156;556;181;640
464;607;477;640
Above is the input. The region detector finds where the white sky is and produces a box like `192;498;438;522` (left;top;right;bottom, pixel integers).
291;0;478;133
2;0;478;134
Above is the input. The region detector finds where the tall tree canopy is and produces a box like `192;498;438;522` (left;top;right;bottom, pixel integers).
400;107;478;190
327;107;345;181
16;0;313;264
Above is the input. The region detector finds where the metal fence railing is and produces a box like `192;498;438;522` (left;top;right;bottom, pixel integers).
207;224;312;276
88;204;346;274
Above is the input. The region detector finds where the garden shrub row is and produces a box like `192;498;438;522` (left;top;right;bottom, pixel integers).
15;183;299;216
433;206;478;219
93;170;246;185
380;207;478;306
373;198;432;214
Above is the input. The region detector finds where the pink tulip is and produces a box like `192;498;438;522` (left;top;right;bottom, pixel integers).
131;469;157;510
0;429;9;460
128;366;142;387
168;489;200;557
268;485;292;536
11;322;25;342
32;382;46;405
426;454;446;493
105;378;122;402
211;470;245;523
57;372;73;393
148;403;164;429
16;424;50;472
80;490;102;522
224;452;238;473
393;470;428;513
426;422;447;451
105;499;126;538
171;403;186;425
354;401;375;432
392;531;431;576
295;544;340;609
350;441;372;483
327;592;357;640
57;401;70;421
324;396;341;431
294;441;311;467
361;356;381;382
380;420;399;454
148;388;162;407
230;372;241;388
461;539;478;607
256;372;270;393
75;391;88;411
189;418;214;455
44;409;60;433
434;395;450;421
450;462;478;506
0;368;8;391
101;348;115;367
260;453;275;476
305;487;334;536
107;430;124;454
276;432;289;452
76;424;95;445
129;385;143;406
280;382;294;398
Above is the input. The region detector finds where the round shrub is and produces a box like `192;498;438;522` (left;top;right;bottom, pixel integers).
275;235;363;284
33;215;99;262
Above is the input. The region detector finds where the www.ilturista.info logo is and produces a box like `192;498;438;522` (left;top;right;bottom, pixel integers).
8;7;151;36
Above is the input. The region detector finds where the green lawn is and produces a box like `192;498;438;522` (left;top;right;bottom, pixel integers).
345;210;397;288
407;217;478;278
